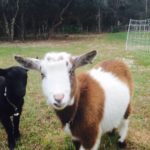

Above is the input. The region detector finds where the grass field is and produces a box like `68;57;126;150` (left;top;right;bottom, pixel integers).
0;32;150;150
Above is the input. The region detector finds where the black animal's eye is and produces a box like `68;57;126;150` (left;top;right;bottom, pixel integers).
41;73;45;79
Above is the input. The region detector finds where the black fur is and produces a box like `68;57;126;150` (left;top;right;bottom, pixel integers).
0;66;28;150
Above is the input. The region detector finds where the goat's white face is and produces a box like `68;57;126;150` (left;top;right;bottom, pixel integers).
40;53;73;109
15;50;97;110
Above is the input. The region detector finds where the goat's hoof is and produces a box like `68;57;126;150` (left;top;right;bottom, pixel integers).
9;143;15;150
117;141;127;149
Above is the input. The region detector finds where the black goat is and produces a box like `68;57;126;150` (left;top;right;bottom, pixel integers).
0;66;28;150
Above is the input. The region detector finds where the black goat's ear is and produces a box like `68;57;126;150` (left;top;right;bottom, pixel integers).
0;69;6;76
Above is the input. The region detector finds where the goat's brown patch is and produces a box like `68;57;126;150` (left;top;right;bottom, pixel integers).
96;60;133;96
56;73;105;149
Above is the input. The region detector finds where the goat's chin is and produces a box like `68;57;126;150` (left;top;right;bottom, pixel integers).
52;104;66;110
53;99;75;110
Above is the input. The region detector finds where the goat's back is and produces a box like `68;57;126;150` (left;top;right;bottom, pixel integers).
88;60;133;134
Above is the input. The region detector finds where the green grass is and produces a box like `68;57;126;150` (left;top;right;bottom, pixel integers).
0;32;150;150
133;51;150;67
104;32;127;42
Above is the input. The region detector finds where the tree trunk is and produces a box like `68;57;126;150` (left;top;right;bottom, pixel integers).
145;0;148;18
97;6;101;33
10;0;20;41
20;13;25;41
10;18;15;41
2;12;10;39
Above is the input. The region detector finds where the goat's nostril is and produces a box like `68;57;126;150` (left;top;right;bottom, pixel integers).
54;94;64;103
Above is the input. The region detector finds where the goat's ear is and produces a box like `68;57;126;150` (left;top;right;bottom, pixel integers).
14;56;41;71
73;50;97;68
0;69;6;76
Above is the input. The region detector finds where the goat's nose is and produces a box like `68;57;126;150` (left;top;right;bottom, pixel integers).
53;94;64;103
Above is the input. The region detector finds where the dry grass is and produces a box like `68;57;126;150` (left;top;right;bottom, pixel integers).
0;32;150;150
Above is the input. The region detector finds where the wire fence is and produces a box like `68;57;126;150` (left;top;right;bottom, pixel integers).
126;19;150;51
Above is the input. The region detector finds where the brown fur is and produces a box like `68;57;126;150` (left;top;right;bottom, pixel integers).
124;103;131;119
70;72;78;99
56;73;105;149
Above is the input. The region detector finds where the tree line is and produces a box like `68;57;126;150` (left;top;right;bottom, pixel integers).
0;0;150;41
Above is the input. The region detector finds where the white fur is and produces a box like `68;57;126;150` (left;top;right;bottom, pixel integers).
41;52;73;110
118;119;129;142
68;96;75;106
44;52;71;62
79;146;85;150
89;67;130;134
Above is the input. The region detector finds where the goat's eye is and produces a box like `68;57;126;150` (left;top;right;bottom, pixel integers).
41;73;45;79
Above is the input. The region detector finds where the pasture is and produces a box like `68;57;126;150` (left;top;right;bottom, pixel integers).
0;32;150;150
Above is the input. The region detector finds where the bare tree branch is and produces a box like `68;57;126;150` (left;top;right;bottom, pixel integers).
49;0;73;36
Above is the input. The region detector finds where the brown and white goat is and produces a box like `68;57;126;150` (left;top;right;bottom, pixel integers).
14;50;133;150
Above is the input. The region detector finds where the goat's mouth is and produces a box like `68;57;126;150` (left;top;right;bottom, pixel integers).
53;103;66;110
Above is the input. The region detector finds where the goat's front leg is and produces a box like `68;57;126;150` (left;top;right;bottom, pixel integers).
13;115;21;140
79;128;102;150
1;115;15;150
